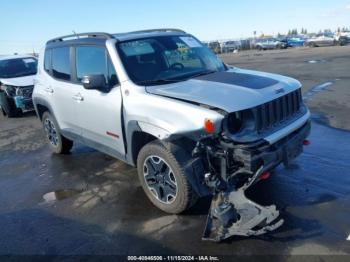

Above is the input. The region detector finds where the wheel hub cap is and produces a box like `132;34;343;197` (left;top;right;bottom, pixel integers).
44;118;59;147
143;156;178;204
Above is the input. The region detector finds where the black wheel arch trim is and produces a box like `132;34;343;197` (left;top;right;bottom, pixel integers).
32;97;55;120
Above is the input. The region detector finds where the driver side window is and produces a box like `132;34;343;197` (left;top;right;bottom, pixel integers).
75;46;119;87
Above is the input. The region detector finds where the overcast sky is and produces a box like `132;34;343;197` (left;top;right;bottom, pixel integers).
1;0;350;54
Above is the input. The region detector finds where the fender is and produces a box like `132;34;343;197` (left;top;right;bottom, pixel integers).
32;96;55;119
125;120;171;166
137;121;170;140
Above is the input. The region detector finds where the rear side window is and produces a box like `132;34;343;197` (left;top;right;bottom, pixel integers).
52;47;71;80
76;46;118;86
44;49;51;73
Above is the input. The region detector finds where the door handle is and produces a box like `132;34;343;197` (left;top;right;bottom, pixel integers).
72;93;84;101
44;87;54;93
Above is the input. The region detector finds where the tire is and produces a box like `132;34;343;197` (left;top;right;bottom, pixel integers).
137;140;198;214
42;111;73;154
0;92;22;118
309;42;316;48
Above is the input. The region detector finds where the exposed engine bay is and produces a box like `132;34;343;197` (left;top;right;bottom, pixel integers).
193;120;311;241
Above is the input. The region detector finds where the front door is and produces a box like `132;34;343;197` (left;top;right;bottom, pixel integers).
73;45;125;157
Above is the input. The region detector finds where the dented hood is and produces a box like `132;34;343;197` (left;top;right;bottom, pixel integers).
146;68;301;112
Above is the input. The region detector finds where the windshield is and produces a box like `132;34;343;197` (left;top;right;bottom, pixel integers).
117;35;225;85
0;57;37;78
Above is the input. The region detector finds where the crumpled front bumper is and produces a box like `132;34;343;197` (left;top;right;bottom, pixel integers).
14;96;34;111
196;118;311;241
247;119;311;174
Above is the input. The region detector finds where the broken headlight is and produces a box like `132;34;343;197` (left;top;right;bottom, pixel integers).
227;109;256;134
15;87;24;96
1;85;17;97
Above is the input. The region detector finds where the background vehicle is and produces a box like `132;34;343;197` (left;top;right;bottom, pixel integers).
208;41;221;53
221;40;241;53
255;38;286;50
33;29;310;241
279;37;305;47
335;32;350;46
306;33;336;47
0;55;37;117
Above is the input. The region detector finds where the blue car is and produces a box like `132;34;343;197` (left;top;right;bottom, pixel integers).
286;37;305;47
279;37;305;47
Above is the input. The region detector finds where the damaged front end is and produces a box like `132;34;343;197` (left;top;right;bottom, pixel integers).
1;84;34;111
192;108;311;242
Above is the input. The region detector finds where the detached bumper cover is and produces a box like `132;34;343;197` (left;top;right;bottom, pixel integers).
197;116;311;242
203;167;284;242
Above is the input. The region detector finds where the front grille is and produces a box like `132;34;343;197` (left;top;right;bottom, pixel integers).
255;89;302;132
19;85;34;98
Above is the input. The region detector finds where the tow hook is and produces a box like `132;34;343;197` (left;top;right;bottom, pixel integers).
202;166;284;242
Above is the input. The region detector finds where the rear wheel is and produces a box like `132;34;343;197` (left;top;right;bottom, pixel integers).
137;141;198;214
309;42;316;47
42;111;73;154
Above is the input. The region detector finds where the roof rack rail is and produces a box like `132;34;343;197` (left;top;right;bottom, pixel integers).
47;32;114;44
125;28;186;34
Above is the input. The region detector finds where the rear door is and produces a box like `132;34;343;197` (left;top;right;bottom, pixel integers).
48;46;83;136
74;45;125;157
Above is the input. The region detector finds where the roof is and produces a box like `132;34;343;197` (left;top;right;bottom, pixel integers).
45;29;188;47
113;28;187;41
0;54;36;61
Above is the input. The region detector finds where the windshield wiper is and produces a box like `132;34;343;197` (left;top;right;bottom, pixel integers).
135;78;183;86
184;70;217;80
135;70;217;85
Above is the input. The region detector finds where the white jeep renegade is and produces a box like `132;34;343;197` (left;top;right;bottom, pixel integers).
33;29;311;241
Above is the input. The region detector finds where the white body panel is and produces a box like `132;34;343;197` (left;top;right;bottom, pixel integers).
33;32;310;165
78;85;125;155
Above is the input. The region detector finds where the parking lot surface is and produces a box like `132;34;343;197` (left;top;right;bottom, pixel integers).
1;46;350;258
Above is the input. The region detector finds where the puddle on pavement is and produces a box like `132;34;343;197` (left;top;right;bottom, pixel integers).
43;189;80;203
307;59;327;64
303;81;334;101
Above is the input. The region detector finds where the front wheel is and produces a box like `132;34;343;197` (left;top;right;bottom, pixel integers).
0;92;22;117
42;111;73;154
137;141;198;214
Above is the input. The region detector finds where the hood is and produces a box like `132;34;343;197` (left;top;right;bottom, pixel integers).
146;68;301;112
0;75;35;87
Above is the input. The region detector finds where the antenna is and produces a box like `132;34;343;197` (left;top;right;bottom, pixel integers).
72;30;79;39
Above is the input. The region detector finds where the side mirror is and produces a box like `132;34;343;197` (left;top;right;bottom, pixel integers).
81;74;106;90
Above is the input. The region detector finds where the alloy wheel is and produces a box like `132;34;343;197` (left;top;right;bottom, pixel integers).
143;156;178;204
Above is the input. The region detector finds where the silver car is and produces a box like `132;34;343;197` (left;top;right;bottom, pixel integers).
306;33;336;47
255;38;285;50
33;29;311;241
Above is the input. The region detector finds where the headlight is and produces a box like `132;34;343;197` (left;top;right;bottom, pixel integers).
227;112;242;133
15;88;23;96
1;85;17;97
227;109;256;134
